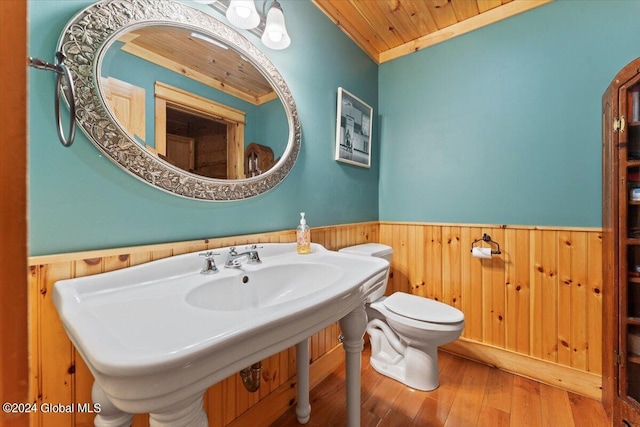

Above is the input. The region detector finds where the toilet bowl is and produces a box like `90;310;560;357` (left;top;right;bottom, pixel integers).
339;244;465;391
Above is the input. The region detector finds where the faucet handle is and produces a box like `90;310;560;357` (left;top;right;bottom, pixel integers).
245;244;263;250
246;246;262;264
199;251;219;258
228;247;238;255
199;251;220;274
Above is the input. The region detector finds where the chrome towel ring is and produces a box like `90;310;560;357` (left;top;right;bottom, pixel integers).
28;51;76;147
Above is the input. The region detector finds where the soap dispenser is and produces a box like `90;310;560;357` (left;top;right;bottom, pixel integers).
297;212;311;254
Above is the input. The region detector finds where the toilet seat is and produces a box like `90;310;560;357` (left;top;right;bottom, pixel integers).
383;292;464;324
369;293;464;332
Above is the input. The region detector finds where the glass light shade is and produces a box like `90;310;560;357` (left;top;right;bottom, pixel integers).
261;3;291;50
226;0;260;30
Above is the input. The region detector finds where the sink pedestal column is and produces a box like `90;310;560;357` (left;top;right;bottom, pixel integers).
148;395;208;427
92;382;208;427
295;339;311;424
92;382;133;427
339;303;368;427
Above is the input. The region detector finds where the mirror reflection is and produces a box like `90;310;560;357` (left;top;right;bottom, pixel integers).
100;25;288;179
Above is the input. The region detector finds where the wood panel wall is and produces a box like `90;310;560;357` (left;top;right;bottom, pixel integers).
28;221;604;426
380;222;603;399
27;222;378;427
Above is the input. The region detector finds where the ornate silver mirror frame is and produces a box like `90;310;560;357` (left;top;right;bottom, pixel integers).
57;0;300;201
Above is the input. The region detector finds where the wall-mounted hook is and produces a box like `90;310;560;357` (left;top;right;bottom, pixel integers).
28;51;76;147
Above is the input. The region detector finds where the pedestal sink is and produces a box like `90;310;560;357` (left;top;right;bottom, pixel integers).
53;243;389;426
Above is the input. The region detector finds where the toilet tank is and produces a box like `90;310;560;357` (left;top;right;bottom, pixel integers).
339;243;393;302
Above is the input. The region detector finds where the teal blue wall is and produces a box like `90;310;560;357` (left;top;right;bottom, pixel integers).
378;0;639;227
28;0;379;255
29;0;640;256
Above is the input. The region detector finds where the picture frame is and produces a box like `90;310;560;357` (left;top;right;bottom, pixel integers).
334;87;373;168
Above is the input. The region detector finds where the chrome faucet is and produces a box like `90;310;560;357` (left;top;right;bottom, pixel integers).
224;245;262;268
199;251;220;274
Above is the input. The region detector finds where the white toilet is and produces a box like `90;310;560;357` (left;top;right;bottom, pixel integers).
339;243;465;391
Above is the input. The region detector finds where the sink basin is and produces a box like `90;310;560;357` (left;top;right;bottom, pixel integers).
53;243;389;425
186;262;344;311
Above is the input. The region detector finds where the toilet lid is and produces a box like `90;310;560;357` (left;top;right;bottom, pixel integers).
339;243;393;257
382;292;464;324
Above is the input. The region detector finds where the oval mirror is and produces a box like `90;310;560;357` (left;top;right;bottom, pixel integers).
57;0;300;200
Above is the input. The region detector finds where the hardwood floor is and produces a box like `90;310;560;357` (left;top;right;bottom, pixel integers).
271;345;609;427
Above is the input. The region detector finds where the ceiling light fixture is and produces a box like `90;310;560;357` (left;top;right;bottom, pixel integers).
226;0;260;30
261;1;290;50
203;0;291;50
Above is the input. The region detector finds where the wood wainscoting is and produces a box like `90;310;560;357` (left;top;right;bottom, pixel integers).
27;222;378;427
379;222;603;400
27;221;604;426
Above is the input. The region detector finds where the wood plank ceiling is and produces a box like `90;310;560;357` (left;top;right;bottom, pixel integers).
119;26;277;105
311;0;554;64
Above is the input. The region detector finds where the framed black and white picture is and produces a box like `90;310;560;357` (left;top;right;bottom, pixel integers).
334;87;373;168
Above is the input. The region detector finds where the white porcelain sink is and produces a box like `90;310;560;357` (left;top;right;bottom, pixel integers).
186;262;344;311
53;243;388;426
